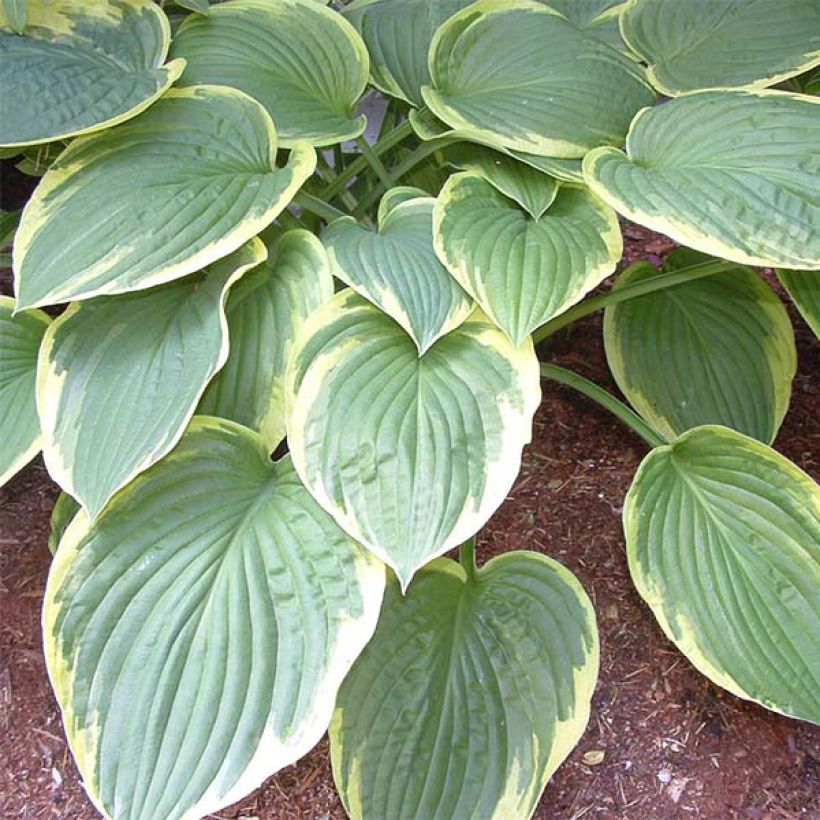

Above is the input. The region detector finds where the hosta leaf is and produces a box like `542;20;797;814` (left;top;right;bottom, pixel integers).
344;0;473;106
445;144;560;219
48;491;79;556
285;290;541;589
171;0;368;147
625;425;820;724
434;171;621;346
2;0;26;33
0;0;184;147
0;296;49;486
322;190;473;353
331;551;599;819
422;0;654;158
198;230;333;450
604;250;796;444
14;85;315;310
584;90;820;270
408;107;585;184
44;417;384;820
175;0;209;13
547;0;630;52
37;241;265;518
778;269;820;338
621;0;820;96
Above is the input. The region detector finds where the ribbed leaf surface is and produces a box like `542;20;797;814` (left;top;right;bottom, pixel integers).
345;0;473;106
621;0;820;95
44;418;384;820
198;230;333;450
604;251;796;444
285;290;541;588
322;190;473;353
0;296;49;486
625;426;820;724
14;85;315;310
585;90;820;269
37;241;265;518
435;172;621;346
778;269;820;338
331;552;599;819
422;0;654;157
0;0;184;146
547;0;630;51
171;0;368;147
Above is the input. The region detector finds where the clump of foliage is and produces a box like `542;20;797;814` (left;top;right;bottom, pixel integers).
1;0;818;818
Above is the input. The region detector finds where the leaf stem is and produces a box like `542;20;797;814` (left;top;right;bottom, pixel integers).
320;120;414;202
540;363;665;448
356;135;396;189
459;537;477;579
293;192;348;224
532;260;735;343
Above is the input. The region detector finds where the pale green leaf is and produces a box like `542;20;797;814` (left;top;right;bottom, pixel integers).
322;190;473;353
0;208;20;245
175;0;209;13
198;230;333;450
621;0;820;96
331;551;598;819
14;85;315;310
2;0;26;33
171;0;369;147
0;0;184;147
777;269;820;338
48;491;79;556
547;0;631;52
435;171;621;346
584;90;820;270
37;241;265;518
625;425;820;724
422;0;654;157
344;0;473;106
604;250;796;444
285;290;541;589
44;417;384;820
0;295;49;486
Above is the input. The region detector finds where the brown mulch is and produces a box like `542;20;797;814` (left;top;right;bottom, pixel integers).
1;159;819;818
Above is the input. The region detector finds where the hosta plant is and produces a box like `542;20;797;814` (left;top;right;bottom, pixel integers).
1;0;819;818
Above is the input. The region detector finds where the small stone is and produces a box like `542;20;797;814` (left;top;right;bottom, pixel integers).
657;767;673;784
582;750;605;766
51;767;62;788
547;479;562;490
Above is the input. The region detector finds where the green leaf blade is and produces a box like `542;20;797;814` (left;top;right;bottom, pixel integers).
44;417;385;820
37;241;265;517
604;251;796;444
198;230;334;450
0;295;49;486
778;269;820;338
625;425;820;724
621;0;820;95
285;290;541;588
171;0;369;147
584;90;820;270
0;0;184;146
423;0;654;158
331;551;599;819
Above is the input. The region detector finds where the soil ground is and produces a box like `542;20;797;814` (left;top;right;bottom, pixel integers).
1;161;819;819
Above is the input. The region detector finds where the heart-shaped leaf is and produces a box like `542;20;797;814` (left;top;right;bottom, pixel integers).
584;90;820;270
14;85;315;310
331;550;599;819
171;0;369;147
778;269;820;338
435;171;621;346
0;0;184;147
344;0;473;106
625;425;820;724
285;290;541;589
37;241;265;518
44;417;385;820
0;296;49;486
422;0;654;157
621;0;820;96
322;189;473;353
604;250;796;444
198;230;334;450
